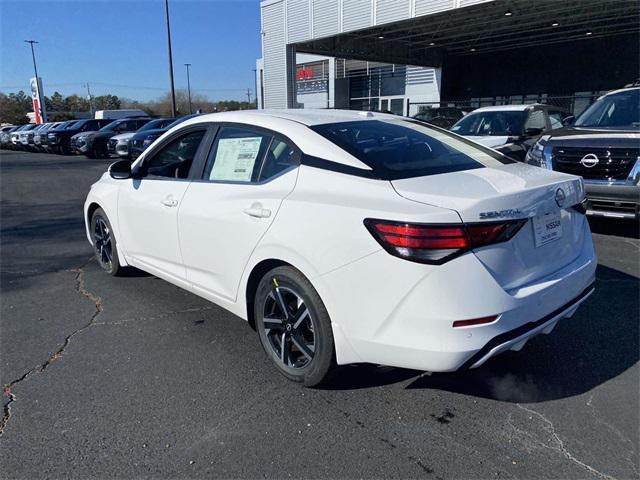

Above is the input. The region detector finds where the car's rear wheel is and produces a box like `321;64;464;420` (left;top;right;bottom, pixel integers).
254;266;336;387
90;208;122;276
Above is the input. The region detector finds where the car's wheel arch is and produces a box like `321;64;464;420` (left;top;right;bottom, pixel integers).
240;250;362;366
85;200;129;268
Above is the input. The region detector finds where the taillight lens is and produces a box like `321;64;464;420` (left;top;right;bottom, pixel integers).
364;218;527;264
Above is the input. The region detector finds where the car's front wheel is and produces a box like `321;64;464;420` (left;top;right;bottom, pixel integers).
90;208;122;276
254;266;336;387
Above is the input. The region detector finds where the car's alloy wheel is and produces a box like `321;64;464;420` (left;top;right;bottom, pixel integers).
91;208;122;276
262;285;316;369
93;217;113;271
255;266;336;386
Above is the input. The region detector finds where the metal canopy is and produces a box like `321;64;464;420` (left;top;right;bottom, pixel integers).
293;0;640;67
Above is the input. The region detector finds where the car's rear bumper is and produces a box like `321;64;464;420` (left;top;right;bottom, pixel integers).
459;282;594;369
585;183;640;220
319;217;597;372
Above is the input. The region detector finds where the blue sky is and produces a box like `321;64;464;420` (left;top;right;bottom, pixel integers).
0;0;262;102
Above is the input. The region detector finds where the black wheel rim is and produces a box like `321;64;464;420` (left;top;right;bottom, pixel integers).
93;217;113;270
262;283;316;369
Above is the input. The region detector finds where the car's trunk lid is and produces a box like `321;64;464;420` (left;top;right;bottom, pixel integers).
391;163;587;290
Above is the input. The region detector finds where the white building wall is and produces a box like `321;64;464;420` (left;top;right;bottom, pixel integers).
261;0;288;108
260;0;494;108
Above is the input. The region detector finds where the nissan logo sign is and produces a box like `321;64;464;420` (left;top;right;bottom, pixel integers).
555;188;566;207
580;153;600;168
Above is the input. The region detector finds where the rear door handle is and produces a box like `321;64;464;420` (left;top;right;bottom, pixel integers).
243;203;271;218
161;197;178;207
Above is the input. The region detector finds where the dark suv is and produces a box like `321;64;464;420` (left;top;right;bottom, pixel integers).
48;118;114;154
526;87;640;220
71;117;150;158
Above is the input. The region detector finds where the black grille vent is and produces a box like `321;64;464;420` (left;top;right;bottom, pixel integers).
553;146;638;180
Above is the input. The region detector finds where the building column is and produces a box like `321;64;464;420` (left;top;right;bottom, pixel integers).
328;57;336;108
286;45;298;108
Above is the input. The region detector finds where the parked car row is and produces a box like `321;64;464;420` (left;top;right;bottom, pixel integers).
1;113;201;160
412;84;640;220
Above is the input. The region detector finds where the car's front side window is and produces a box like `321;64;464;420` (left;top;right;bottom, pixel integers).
141;130;206;179
205;127;271;183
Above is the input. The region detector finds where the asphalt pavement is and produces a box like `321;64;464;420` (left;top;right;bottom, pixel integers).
1;150;638;479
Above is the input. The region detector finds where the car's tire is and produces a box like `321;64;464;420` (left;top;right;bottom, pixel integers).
254;266;336;387
90;207;123;276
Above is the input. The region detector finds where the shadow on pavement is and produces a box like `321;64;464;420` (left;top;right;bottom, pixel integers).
588;217;639;239
322;264;638;403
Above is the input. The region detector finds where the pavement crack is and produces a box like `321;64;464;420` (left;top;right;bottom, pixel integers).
516;404;617;480
93;305;214;326
1;258;102;436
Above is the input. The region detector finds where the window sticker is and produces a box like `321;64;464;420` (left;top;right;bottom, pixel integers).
210;136;263;181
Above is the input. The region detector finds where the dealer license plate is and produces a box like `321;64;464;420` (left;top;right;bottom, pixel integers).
533;211;563;247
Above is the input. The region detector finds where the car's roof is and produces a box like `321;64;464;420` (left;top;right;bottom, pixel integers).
601;86;639;97
470;104;538;113
183;109;400;127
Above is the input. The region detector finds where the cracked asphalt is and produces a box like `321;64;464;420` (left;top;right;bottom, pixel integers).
1;150;638;479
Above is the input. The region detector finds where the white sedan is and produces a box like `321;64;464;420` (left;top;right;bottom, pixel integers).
84;110;597;386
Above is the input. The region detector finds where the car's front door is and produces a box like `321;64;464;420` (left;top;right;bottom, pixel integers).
117;126;209;283
178;124;300;302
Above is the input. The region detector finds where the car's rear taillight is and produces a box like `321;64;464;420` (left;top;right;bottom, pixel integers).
364;218;527;264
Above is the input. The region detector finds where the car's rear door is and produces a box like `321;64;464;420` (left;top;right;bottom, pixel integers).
178;124;300;302
117;125;211;283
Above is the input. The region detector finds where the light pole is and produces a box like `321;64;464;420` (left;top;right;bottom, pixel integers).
25;39;47;122
184;63;192;114
252;68;258;108
164;0;177;116
85;83;94;116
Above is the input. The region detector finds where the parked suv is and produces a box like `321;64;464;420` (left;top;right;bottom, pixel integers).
108;118;174;159
0;125;17;149
42;120;80;152
526;87;640;220
49;118;114;154
71;117;150;158
128;114;198;159
450;104;568;161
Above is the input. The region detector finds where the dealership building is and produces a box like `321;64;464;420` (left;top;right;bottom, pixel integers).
255;0;639;116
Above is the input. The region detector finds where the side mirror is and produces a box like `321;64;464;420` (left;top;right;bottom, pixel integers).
523;127;544;137
109;159;132;179
562;115;575;126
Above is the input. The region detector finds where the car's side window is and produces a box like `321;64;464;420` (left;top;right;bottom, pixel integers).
204;127;271;183
142;130;206;179
548;111;564;129
113;121;127;132
258;138;298;181
524;109;546;131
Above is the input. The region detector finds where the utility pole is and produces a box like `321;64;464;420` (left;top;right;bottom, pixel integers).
184;63;192;114
164;0;177;117
25;39;47;122
246;88;252;104
85;83;94;117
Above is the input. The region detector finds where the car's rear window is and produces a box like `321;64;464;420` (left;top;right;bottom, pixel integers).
311;119;513;180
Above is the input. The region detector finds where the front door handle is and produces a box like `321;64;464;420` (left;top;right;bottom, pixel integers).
161;196;178;207
243;203;271;218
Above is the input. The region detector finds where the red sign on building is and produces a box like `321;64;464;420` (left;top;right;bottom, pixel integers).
296;67;313;81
